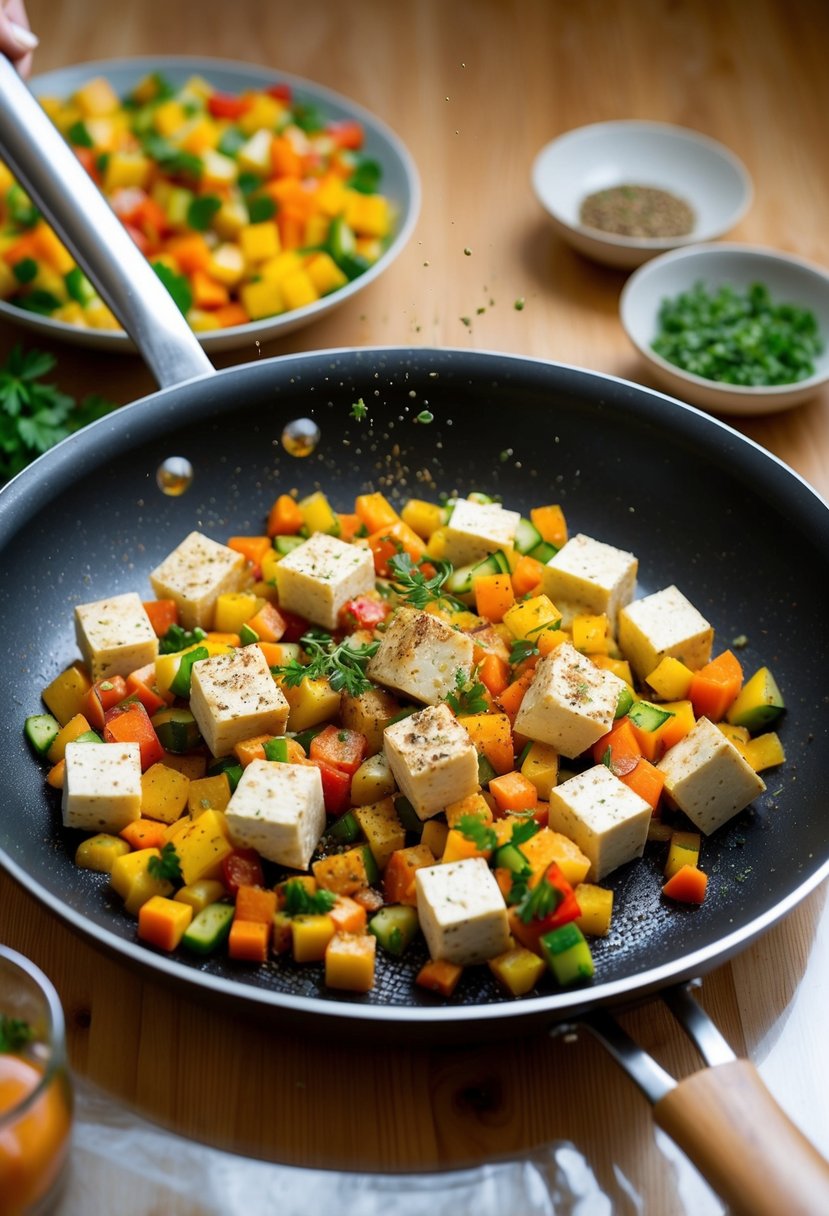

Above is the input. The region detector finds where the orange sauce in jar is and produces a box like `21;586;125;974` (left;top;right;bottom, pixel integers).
0;1053;72;1216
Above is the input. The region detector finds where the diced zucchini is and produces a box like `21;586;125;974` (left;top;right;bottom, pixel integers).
628;700;672;732
514;517;543;555
152;707;203;752
206;755;243;792
274;535;306;556
369;904;420;956
540;923;595;985
181;901;235;954
328;809;363;844
446;550;511;596
24;713;61;756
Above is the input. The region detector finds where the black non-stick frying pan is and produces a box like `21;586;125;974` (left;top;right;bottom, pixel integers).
0;55;828;1215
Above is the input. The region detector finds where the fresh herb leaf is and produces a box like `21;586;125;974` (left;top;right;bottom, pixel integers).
151;261;193;315
387;552;466;612
159;624;207;654
456;814;497;851
0;345;118;482
67;119;94;148
349;157;382;194
510;818;540;846
12;257;38;284
445;667;488;716
247;195;276;223
147;842;182;883
140;133;202;178
186;194;222;231
282;879;337;916
509;638;539;666
350;397;368;421
274;629;379;697
5;184;39;227
0;1015;34;1053
514;872;562;924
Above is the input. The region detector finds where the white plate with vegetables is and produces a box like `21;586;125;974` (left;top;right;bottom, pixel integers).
0;56;420;353
620;242;829;414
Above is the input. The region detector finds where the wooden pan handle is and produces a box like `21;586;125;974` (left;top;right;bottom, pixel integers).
655;1058;829;1216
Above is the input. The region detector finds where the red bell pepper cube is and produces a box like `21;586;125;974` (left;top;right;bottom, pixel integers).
309;725;368;777
309;757;352;816
338;595;390;631
207;92;253;120
83;675;129;731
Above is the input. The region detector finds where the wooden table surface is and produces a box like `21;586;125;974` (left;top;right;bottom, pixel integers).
2;1;828;1212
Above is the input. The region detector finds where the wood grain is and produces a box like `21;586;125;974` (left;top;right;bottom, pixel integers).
1;1;828;1210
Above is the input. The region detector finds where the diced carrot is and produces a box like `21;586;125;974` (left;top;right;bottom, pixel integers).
478;652;511;698
309;724;368;775
120;818;169;850
662;864;708;904
354;491;400;534
227;535;272;574
416;959;463;997
138;895;192;952
125;670;168;716
235;884;278;924
82;675;129;731
233;734;272;768
474;573;515;623
530;504;568;548
246;600;286;643
228;918;270;962
689;650;744;722
511;554;545;597
457;711;515;775
191;269;230;310
46;758;65;790
497;669;535;721
143;599;178;636
619;757;665;811
270;134;303;178
336;513;362;542
213;302;250;329
256;641;289;667
366;519;426;576
166;232;212;273
329;895;368;935
382;844;435;906
489;770;539;815
267;493;304;537
592;717;641;773
103;703;165;770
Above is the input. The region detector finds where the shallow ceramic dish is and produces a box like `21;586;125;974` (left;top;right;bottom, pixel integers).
620;242;829;415
0;55;420;353
531;120;752;269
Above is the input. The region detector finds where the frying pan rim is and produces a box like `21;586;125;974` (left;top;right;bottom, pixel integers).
1;344;827;1027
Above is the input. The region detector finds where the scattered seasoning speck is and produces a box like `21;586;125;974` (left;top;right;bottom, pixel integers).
514;297;525;311
463;247;472;256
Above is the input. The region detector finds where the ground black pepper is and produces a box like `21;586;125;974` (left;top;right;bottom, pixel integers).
579;184;695;238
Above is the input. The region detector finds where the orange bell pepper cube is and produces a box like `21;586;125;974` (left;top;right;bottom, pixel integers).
138;895;193;952
416;959;463;997
488;769;539;815
233;734;272;768
103;702;165;770
662;864;708;904
235;884;278;925
530;504;568;548
474;573;515;623
366;519;426;576
354;491;401;534
125;669;168;716
227;535;272;574
120;818;169;851
592;717;641;774
227;918;271;963
689;650;744;722
309;724;368;775
496;669;535;721
143;598;179;637
246;600;286;643
267;492;304;537
329;895;368;935
166;232;212;273
511;554;546;598
271;134;304;178
619;756;665;811
82;675;129;731
191;269;230;310
336;512;362;542
477;652;511;698
383;845;435;906
213;302;250;329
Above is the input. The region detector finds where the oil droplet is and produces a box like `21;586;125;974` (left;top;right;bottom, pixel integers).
281;417;321;457
156;456;193;496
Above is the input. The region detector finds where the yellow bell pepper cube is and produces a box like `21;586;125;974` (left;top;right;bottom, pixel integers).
200;149;238;188
110;848;173;916
571;613;610;655
520;740;560;800
103;151;152;193
187;309;222;333
239;277;285;321
299;489;339;534
260;250;303;283
174;878;226;913
665;830;701;879
488;946;546;997
176;115;219;154
53;301;87;326
280;675;341;733
344;191;391;238
400;498;445;539
153;98;188;137
646;655;694;700
420;818;449;860
445;791;493;828
213;591;260;634
305;251;348;296
279;268;320;311
208;242;246;286
237;95;284;136
574;883;614;936
240;221;281;263
743;731;786;773
140;762;191;825
187;773;232;817
175;809;233;886
292;914;336;963
325;932;376;992
84;300;121;330
212;200;249;240
353;798;406;869
154;639;234;697
74;833;131;874
42;664;93;726
46;713;93;764
74;76;120;117
31;222;75;275
503;594;562;640
314;174;347;216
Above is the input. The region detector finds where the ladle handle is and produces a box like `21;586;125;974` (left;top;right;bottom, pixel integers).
655;1059;829;1216
0;54;214;387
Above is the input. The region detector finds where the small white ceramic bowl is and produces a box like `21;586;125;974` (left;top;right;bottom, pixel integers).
619;243;829;415
531;120;752;269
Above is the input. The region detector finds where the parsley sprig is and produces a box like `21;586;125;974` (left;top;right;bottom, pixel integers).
0;346;117;482
445;668;489;716
147;842;183;883
514;871;563;923
282;879;337;916
159;624;208;654
274;628;379;697
387;552;466;612
0;1014;34;1053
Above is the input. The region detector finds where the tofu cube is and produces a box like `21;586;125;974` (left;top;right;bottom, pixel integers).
617;585;713;682
189;646;289;757
366;606;474;704
546;764;652;880
514;641;627;758
441;498;521;567
383;702;479;820
149;531;246;630
74;592;158;680
657;716;766;835
415;856;510;965
274;532;375;630
225;760;326;870
62;741;142;832
540;533;638;629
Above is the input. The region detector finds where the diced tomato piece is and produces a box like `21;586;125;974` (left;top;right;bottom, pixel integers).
309;757;352;815
309;724;368;776
338;595;390;631
221;848;265;895
82;675;129;731
207;92;252;119
326;118;364;150
265;83;292;101
277;609;311;643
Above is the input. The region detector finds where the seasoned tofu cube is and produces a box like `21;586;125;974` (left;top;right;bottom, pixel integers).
189;646;289;757
546;764;651;881
225;760;325;870
657;716;765;835
62;741;142;832
415;856;510;965
514;641;627;758
74;592;158;680
383;702;479;820
274;532;375;629
441;498;521;567
366;606;474;704
618;585;713;682
149;531;246;630
540;533;638;629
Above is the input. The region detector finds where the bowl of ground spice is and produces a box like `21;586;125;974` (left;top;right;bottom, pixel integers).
532;120;752;269
619;243;829;414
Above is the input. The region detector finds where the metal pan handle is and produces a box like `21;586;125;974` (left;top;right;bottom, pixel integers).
0;54;214;388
